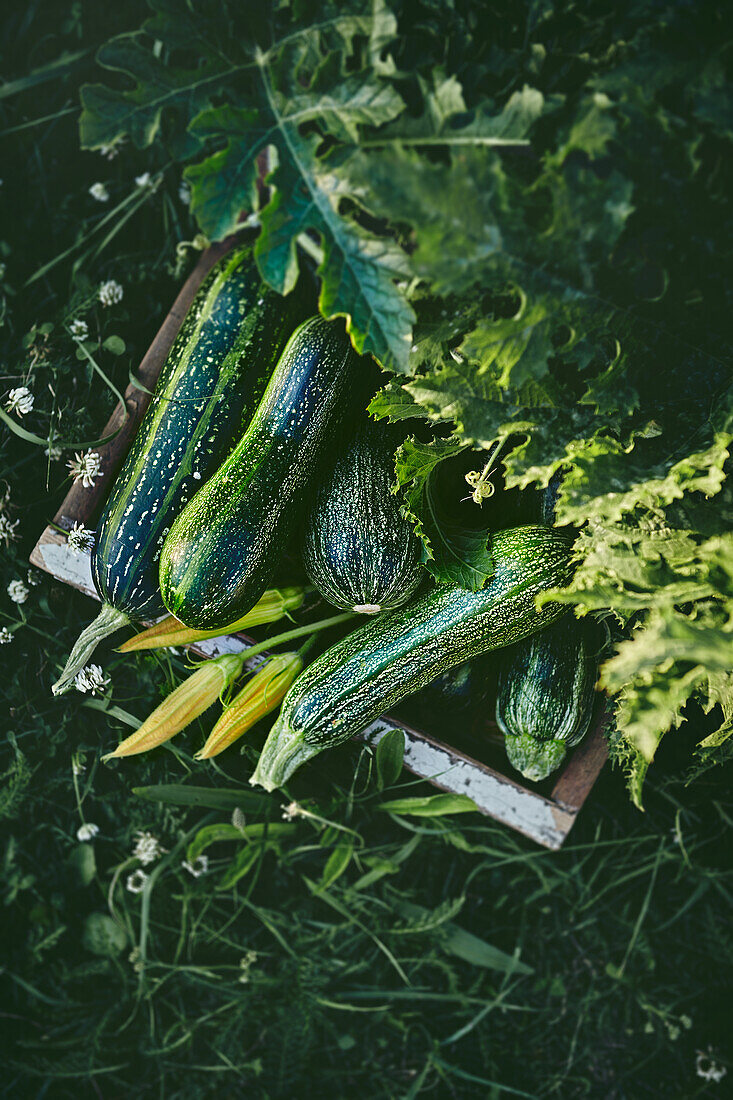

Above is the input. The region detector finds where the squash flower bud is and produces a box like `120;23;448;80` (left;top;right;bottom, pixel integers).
196;652;303;760
104;654;243;759
117;586;305;652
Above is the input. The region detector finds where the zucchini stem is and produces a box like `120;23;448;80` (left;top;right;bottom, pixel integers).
52;604;130;695
233;611;357;667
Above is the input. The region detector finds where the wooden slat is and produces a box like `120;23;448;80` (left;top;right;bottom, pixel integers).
550;717;610;813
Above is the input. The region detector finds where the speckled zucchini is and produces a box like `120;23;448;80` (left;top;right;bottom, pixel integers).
496;614;601;782
301;418;423;613
52;244;302;694
251;525;572;790
159;316;356;632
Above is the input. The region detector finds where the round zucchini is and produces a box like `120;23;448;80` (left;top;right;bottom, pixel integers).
496;615;601;782
302;418;423;614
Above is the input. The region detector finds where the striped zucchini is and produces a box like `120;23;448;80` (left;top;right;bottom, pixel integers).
52;244;302;694
160;316;356;632
251;525;572;790
496;615;601;781
302;419;423;613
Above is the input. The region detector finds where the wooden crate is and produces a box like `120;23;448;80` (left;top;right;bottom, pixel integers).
31;241;608;850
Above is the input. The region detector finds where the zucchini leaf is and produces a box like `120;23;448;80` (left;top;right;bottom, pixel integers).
394;437;494;590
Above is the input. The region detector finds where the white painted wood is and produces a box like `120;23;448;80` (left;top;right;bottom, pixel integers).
33;535;97;599
360;721;571;849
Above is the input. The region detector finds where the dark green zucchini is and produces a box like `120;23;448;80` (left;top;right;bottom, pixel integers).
160;316;356;632
251;525;572;790
52;244;302;695
496;615;601;782
301;418;423;613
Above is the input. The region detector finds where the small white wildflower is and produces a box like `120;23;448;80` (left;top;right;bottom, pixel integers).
69;318;89;341
128;946;143;972
67;521;95;555
135;172;152;189
0;513;20;545
696;1050;727;1083
73;663;109;696
281;801;303;821
126;869;149;894
100;142;122;161
5;386;34;417
26;569;41;587
76;822;100;842
182;854;209;878
238;949;258;984
67;450;102;487
178;181;191;205
7;579;29;605
89;182;109;202
132;831;165;866
0;627;13;645
98;279;124;307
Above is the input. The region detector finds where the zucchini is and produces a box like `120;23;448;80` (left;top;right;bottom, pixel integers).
496;615;601;782
251;525;572;790
160;316;356;632
301;418;423;613
52;244;302;694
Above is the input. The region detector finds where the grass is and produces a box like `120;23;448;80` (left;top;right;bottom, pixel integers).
0;3;731;1098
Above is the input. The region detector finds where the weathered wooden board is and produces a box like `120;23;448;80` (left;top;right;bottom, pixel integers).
31;242;607;850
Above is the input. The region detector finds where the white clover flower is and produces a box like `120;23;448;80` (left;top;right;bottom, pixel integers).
7;579;29;605
0;627;13;645
67;521;95;555
135;172;152;189
73;663;110;696
67;450;102;487
178;181;191;206
132;831;165;866
182;854;209;878
126;869;149;894
5;386;34;417
76;822;100;842
0;513;19;545
238;949;258;984
89;182;109;202
69;318;89;341
98;279;123;307
696;1051;727;1083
